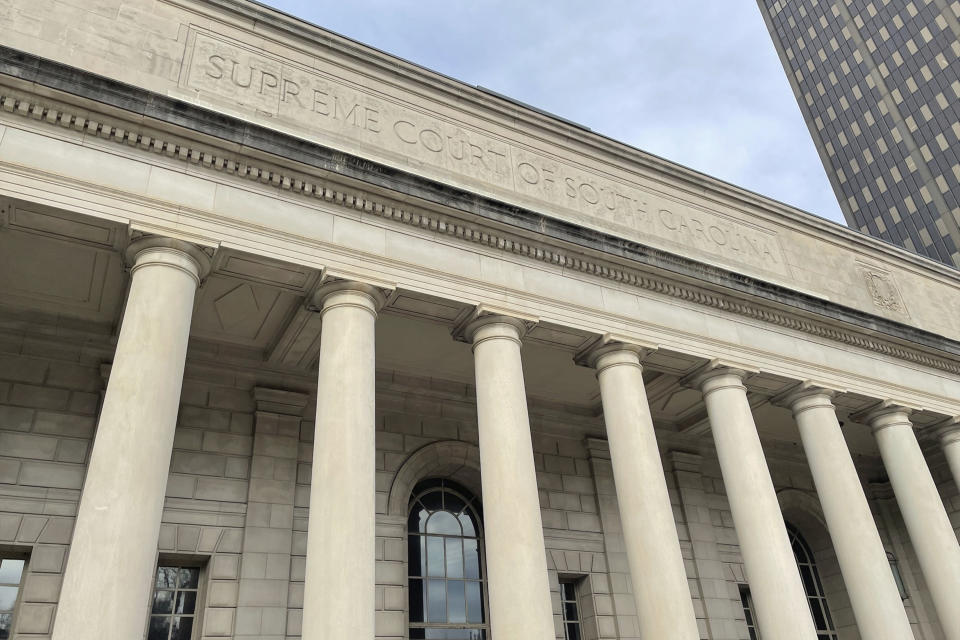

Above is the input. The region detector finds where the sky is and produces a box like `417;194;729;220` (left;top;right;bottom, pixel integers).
261;0;847;225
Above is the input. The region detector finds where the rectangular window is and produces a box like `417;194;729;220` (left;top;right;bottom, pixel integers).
739;584;760;640
560;579;583;640
147;561;205;640
0;552;28;640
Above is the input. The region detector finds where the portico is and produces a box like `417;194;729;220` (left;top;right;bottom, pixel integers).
0;2;958;639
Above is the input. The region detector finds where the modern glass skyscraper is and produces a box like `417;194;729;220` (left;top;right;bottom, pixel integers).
757;0;960;268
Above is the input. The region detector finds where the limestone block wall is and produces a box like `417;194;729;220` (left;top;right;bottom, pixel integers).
0;345;954;640
159;369;256;640
0;335;104;640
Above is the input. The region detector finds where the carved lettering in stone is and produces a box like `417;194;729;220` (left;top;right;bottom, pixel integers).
181;29;788;276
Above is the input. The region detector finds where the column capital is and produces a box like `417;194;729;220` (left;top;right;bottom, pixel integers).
574;333;658;370
933;416;960;446
771;381;845;414
679;359;758;395
451;304;538;346
307;279;393;317
851;400;920;433
254;387;310;416
585;437;611;460
124;236;213;285
664;450;704;473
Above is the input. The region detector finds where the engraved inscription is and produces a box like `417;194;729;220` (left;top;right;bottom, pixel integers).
183;30;787;275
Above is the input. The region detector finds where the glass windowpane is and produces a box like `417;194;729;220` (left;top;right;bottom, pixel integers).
171;615;194;640
151;590;174;615
0;588;17;612
409;578;425;623
426;537;444;577
147;616;170;640
178;568;199;589
447;580;466;623
566;622;581;640
463;539;479;579
458;513;476;537
0;561;24;585
426;511;461;536
426;579;446;622
0;613;10;640
445;538;463;578
156;567;178;589
466;580;483;623
175;591;197;615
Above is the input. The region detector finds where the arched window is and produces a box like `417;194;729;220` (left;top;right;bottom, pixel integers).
788;524;838;640
408;479;487;639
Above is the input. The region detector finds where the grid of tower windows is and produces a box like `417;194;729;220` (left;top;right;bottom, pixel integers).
759;0;960;267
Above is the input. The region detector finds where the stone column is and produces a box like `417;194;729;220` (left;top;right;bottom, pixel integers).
579;340;699;639
687;364;818;640
934;417;960;493
855;403;960;639
457;313;554;640
301;282;387;640
776;385;913;639
52;238;210;640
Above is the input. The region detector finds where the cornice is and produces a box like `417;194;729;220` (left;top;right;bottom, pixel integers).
2;61;960;377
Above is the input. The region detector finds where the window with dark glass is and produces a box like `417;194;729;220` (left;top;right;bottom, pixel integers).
560;579;583;640
789;525;839;640
148;563;202;640
887;551;908;600
0;554;27;640
408;479;487;640
739;584;759;640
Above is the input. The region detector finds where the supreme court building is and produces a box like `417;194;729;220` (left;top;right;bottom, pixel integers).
0;1;959;639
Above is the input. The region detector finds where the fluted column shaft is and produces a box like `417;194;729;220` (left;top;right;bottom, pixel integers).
52;239;208;640
467;317;554;640
864;407;960;640
302;284;383;640
783;389;913;639
590;346;699;639
694;368;818;639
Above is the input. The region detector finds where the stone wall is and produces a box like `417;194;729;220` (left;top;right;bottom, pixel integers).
0;344;953;640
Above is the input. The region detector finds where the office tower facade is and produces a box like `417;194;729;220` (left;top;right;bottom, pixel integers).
758;0;960;267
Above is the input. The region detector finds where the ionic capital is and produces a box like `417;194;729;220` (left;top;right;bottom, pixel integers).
124;236;213;286
451;304;538;348
574;333;657;374
680;359;757;396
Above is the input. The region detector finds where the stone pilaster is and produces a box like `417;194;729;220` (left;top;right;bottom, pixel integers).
664;451;741;640
585;437;632;640
236;388;307;639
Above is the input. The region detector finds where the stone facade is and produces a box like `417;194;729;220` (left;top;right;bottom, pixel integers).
0;2;958;640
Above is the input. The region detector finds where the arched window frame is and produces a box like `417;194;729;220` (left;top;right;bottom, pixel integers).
407;479;489;639
787;524;839;640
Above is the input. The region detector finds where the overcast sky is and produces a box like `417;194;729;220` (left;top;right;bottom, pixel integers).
262;0;847;225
